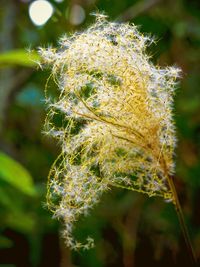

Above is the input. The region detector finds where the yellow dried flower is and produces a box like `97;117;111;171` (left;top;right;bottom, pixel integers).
40;16;181;249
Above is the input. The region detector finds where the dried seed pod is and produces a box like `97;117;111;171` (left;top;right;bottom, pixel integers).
40;15;181;249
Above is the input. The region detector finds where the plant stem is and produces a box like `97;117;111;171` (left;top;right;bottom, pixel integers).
167;175;197;264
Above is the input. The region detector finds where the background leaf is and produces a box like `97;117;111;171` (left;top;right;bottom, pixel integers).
0;152;36;196
0;49;40;67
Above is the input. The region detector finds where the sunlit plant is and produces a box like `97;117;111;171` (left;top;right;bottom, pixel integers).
39;15;196;260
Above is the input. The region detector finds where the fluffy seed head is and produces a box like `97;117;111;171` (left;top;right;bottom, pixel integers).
40;15;181;249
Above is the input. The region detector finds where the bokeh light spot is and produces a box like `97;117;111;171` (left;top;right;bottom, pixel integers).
29;0;54;26
69;5;85;26
54;0;64;3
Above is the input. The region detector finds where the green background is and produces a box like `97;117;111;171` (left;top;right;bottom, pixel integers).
0;0;200;266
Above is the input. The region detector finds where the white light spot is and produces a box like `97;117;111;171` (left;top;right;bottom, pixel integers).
29;0;54;26
54;0;64;3
69;5;85;26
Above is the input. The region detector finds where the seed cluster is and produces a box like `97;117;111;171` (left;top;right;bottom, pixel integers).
40;16;180;249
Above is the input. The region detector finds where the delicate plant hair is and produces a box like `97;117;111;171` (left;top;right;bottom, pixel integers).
39;15;182;250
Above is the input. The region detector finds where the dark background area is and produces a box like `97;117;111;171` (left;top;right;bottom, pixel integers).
0;0;200;266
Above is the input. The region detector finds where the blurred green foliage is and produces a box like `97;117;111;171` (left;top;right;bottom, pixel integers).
0;50;39;67
0;152;36;196
0;0;200;266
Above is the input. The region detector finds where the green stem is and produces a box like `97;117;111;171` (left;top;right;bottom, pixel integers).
167;175;197;264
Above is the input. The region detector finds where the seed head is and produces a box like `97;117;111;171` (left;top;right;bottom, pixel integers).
40;15;181;249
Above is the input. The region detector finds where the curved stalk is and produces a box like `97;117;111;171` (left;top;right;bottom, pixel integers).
167;175;197;264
